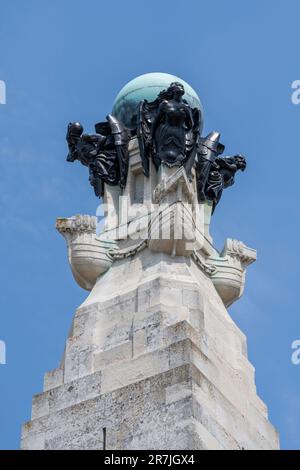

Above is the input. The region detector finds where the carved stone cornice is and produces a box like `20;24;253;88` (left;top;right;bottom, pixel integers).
56;214;97;237
206;238;257;307
56;215;115;291
221;238;257;267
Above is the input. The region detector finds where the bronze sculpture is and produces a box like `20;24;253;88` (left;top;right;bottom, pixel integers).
196;132;246;213
66;115;130;198
65;81;246;212
137;82;200;178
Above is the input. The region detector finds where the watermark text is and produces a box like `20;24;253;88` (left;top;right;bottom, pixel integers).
0;80;6;104
291;80;300;104
291;340;300;365
0;340;6;365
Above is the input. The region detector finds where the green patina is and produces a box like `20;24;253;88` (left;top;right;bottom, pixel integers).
112;72;203;129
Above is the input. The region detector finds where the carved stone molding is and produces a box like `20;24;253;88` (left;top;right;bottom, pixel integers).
108;240;148;260
56;215;115;291
56;214;97;237
221;238;257;267
191;250;217;276
206;238;257;307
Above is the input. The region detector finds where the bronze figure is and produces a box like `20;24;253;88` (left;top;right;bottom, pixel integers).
137;82;201;178
65;81;246;212
66;115;130;198
196;132;246;213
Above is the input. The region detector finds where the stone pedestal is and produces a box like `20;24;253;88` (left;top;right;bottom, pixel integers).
21;250;279;449
21;137;279;450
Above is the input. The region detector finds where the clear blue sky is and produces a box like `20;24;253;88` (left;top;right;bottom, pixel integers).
0;0;299;450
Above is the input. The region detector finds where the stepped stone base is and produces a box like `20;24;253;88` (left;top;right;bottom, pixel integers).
21;251;279;450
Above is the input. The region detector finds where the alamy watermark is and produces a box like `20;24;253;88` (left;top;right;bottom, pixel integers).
95;195;207;252
0;80;6;105
291;340;300;365
291;80;300;104
0;340;6;365
1;81;7;363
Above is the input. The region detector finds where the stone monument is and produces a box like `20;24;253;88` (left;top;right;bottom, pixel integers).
21;73;279;450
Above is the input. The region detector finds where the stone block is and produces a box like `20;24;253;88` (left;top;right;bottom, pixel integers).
43;368;63;392
31;393;49;420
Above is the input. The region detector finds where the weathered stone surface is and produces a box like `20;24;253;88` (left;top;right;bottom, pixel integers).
22;363;278;450
22;250;279;450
